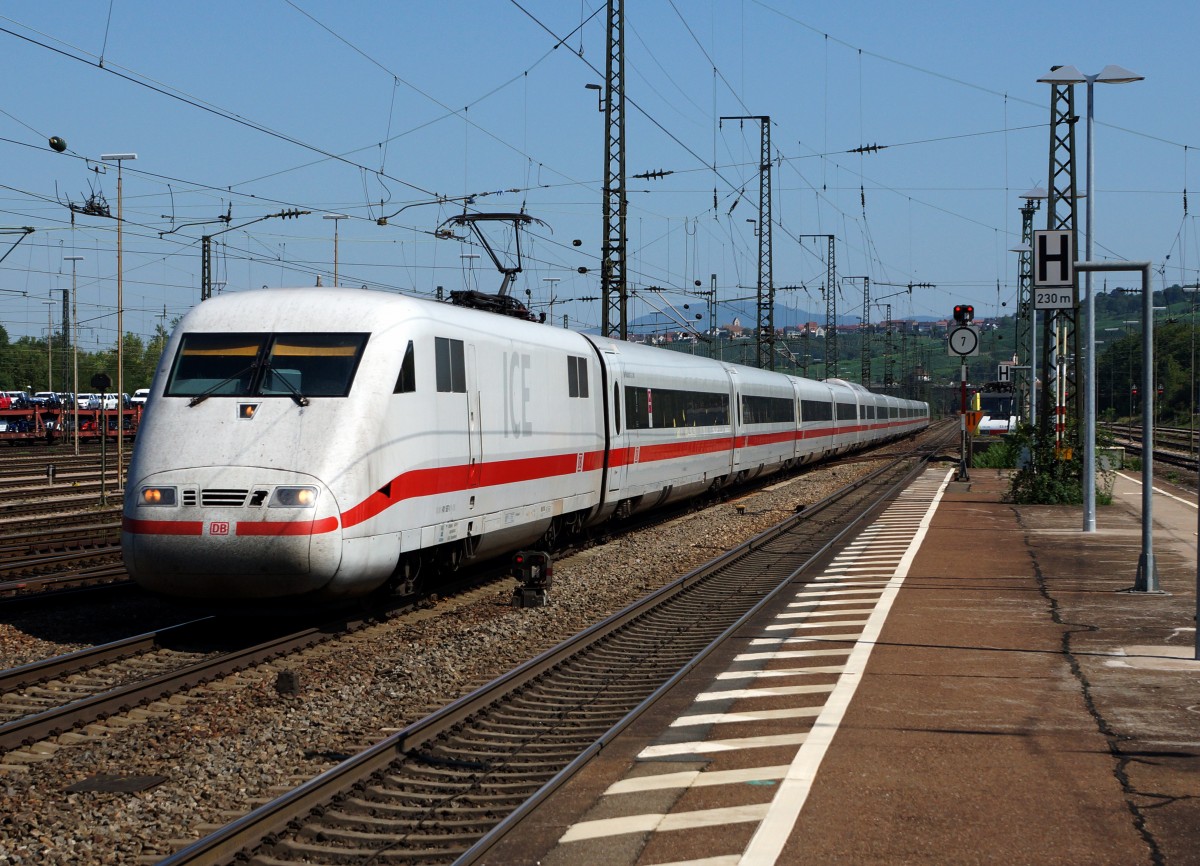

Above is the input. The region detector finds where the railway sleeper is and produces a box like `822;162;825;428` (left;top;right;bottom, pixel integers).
274;838;471;859
441;738;598;757
483;704;619;722
323;804;530;826
472;719;613;737
516;683;655;701
452;723;609;740
362;789;541;808
410;755;567;775
503;694;640;711
374;769;543;788
347;786;540;809
432;741;591;762
295;822;493;843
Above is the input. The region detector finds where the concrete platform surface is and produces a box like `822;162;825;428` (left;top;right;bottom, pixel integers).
482;465;1200;866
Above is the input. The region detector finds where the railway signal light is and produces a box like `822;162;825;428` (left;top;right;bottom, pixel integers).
511;550;553;608
953;304;974;324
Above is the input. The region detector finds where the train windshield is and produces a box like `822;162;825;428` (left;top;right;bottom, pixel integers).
979;393;1014;416
164;332;369;399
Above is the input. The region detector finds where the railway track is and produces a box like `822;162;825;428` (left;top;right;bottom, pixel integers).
0;538;126;599
156;430;951;865
0;608;412;753
1107;422;1199;474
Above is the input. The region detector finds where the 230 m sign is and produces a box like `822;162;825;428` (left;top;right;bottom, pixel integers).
1035;288;1073;309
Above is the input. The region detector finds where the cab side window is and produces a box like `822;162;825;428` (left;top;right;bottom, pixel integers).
434;337;466;393
394;340;416;393
567;356;589;398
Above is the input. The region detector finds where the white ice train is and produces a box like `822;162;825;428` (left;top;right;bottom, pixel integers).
122;287;929;602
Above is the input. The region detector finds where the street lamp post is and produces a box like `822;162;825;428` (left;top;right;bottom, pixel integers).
323;214;348;287
1038;65;1143;533
44;301;53;391
65;255;84;456
101;153;137;492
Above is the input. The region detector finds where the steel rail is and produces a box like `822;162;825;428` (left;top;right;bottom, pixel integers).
0;618;365;751
0;618;214;693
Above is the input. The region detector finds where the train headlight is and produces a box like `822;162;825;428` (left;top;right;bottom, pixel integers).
139;486;177;506
269;486;318;508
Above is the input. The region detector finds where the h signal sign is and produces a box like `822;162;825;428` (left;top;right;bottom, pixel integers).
1033;230;1074;288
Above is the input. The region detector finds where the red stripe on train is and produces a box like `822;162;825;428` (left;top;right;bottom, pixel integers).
236;517;339;536
122;517;204;536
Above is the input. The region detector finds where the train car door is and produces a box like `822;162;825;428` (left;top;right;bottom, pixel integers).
603;349;627;496
727;367;743;475
467;344;482;488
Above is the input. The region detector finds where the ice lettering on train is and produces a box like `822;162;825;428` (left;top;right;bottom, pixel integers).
504;351;533;437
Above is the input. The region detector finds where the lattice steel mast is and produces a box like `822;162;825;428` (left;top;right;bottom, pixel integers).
600;0;628;339
1015;191;1042;424
722;115;773;368
798;234;836;379
1044;79;1079;443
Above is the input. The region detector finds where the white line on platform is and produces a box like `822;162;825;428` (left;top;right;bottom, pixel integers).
697;681;839;698
604;765;791;796
671;706;823;727
639;731;808;759
739;469;953;865
559;804;771;843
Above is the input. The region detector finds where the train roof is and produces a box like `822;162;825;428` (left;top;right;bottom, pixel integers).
174;287;590;349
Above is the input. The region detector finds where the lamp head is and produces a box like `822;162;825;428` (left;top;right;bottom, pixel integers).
1095;64;1144;84
1037;65;1085;85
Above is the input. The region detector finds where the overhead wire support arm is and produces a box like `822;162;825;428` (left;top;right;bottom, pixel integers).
195;208;311;301
0;226;35;266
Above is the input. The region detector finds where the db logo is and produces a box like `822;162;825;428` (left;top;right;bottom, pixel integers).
209;521;231;536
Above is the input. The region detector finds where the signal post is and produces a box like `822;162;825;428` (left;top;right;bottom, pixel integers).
947;304;978;481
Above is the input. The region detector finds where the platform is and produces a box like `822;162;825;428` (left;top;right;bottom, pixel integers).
485;465;1200;866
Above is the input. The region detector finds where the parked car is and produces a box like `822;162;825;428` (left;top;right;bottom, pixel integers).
101;393;131;410
131;389;150;406
77;393;100;409
32;391;62;407
3;391;31;409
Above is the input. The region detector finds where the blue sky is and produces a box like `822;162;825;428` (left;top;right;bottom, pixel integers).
1;1;1197;351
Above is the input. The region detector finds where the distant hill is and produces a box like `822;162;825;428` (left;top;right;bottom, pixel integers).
630;296;940;331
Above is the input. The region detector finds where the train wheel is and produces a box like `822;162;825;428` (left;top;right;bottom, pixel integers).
562;511;587;538
392;552;425;597
539;517;561;551
436;542;463;573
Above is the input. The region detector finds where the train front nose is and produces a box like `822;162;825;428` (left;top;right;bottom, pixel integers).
122;469;342;599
